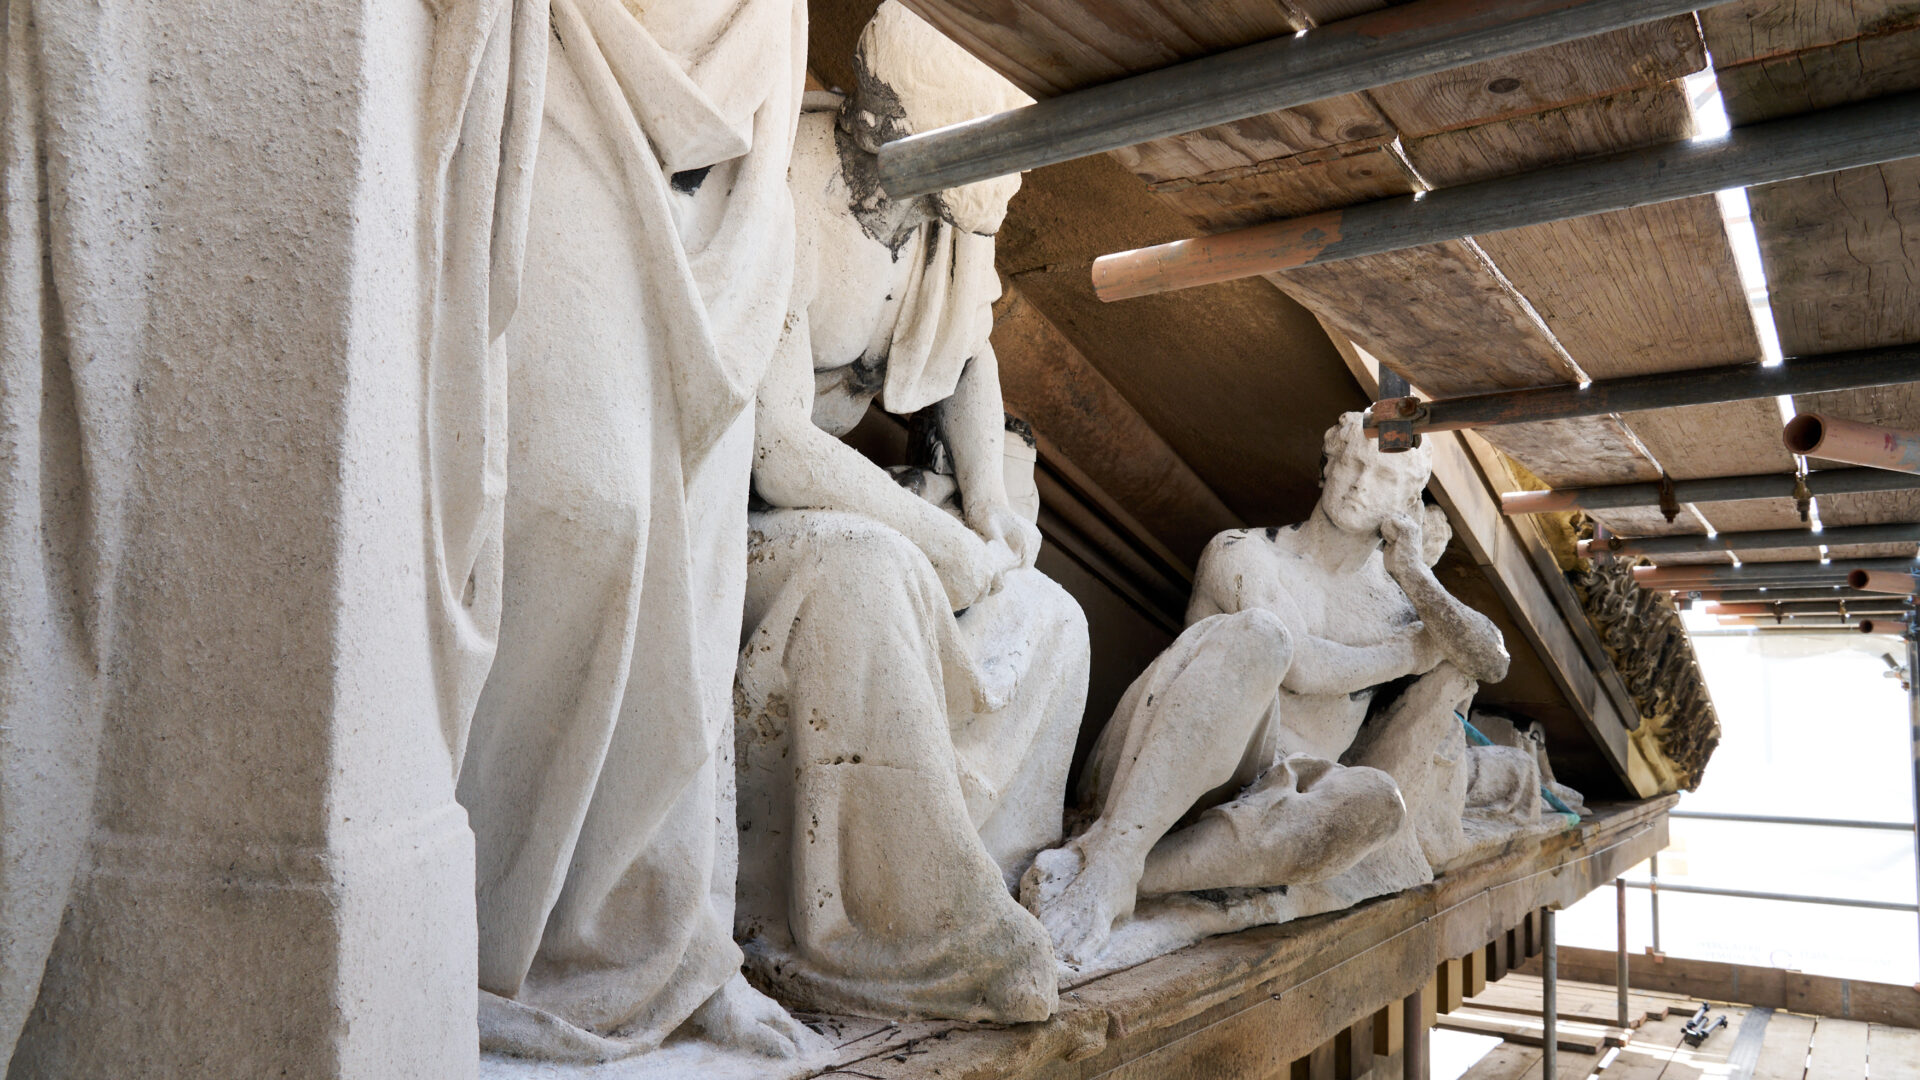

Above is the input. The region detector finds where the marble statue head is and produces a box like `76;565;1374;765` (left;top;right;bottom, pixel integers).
1319;412;1433;537
851;0;1033;234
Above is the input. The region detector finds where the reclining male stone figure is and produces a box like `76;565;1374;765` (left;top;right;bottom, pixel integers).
1022;413;1518;969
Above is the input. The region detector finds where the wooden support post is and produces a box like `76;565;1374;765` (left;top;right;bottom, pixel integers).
1373;1002;1405;1058
1337;1013;1376;1080
1525;910;1543;959
1583;520;1920;558
1507;926;1524;971
1501;466;1920;516
1488;936;1508;983
877;0;1713;197
1436;958;1466;1014
1464;947;1488;998
1422;973;1439;1031
1092;92;1920;299
1292;1039;1337;1080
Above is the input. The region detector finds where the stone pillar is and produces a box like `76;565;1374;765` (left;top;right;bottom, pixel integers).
6;2;475;1076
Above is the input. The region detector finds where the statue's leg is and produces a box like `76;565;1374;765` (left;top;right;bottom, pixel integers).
1135;757;1404;895
1026;609;1292;964
1346;661;1478;868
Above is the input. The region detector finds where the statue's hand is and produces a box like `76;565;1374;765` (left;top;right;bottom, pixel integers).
1380;511;1426;581
923;521;1001;611
975;504;1042;570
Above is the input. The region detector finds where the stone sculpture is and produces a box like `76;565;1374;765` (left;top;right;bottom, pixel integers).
1022;412;1540;975
732;1;1091;1023
437;0;821;1064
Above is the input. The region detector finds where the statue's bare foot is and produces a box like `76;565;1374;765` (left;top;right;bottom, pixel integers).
1020;837;1139;967
688;973;814;1058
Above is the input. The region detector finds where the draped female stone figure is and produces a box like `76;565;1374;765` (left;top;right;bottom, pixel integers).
422;0;817;1062
732;2;1092;1024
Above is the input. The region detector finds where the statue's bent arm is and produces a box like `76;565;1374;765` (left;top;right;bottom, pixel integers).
752;308;998;610
936;342;1039;567
1190;536;1434;696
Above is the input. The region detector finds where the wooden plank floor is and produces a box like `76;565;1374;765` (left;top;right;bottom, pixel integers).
1456;975;1920;1080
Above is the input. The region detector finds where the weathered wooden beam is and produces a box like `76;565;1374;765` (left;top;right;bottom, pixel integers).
1501;467;1920;516
1090;91;1920;300
1360;344;1918;437
1633;558;1920;589
1581;521;1920;558
878;0;1715;198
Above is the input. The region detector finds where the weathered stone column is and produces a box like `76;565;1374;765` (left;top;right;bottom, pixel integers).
5;2;475;1076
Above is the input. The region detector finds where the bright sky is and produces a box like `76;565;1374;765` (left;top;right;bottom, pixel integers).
1558;626;1918;985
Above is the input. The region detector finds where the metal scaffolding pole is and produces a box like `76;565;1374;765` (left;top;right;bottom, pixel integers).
1405;984;1428;1080
1616;879;1630;1030
1091;92;1920;300
1585;520;1920;558
1543;908;1558;1080
1909;626;1920;985
875;0;1718;197
1501;466;1920;516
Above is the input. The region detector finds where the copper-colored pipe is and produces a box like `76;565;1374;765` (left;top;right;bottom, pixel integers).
1783;414;1920;474
1634;558;1920;588
1717;615;1861;628
1849;569;1919;595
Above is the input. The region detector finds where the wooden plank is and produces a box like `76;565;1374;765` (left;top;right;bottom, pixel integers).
1443;1006;1605;1053
1149;139;1415;230
1366;17;1704;136
1471;198;1762;378
1402;82;1695;184
1706;14;1920;126
1867;1023;1920;1078
1458;1042;1544;1080
1752;1011;1816;1080
1546;946;1920;1030
1805;1016;1870;1080
1698;0;1920;68
1112;100;1392;186
1488;937;1508;984
1750;159;1920;357
897;0;1303;98
1620;400;1798;481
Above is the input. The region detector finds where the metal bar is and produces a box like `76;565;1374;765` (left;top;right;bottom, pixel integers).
876;0;1717;198
1502;466;1920;516
1090;92;1920;300
1716;615;1867;628
1615;879;1630;1030
1682;586;1856;602
1669;810;1915;831
1697;622;1904;630
1706;601;1909;615
1404;985;1427;1080
1619;880;1920;913
1372;344;1918;437
1649;855;1661;955
1908;626;1920;984
1542;908;1558;1080
1586;520;1920;557
1786;414;1920;476
1634;558;1920;588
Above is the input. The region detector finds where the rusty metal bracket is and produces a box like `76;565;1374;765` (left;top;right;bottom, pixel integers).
1657;473;1680;524
1373;368;1425;453
1792;468;1813;523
